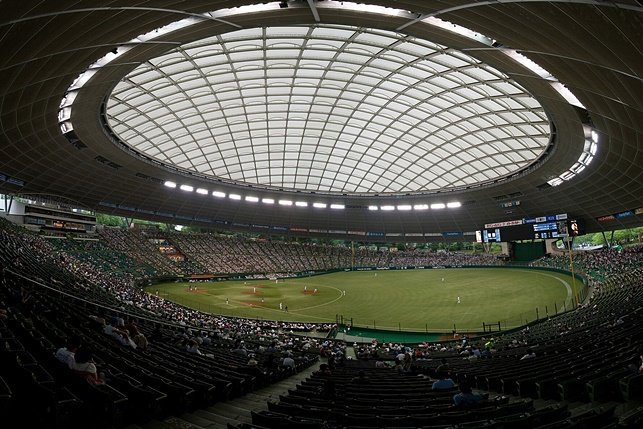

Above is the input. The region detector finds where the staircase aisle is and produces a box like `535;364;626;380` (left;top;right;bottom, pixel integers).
126;359;322;429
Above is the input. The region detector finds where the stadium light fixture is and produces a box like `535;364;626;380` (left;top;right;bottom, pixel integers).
413;204;428;210
431;203;446;209
313;202;327;208
179;184;194;192
262;198;275;204
381;205;395;211
397;205;412;211
229;193;241;200
164;181;176;188
212;191;226;198
295;201;308;207
279;199;293;206
368;206;379;211
447;202;461;208
330;204;345;210
246;196;259;202
196;188;208;195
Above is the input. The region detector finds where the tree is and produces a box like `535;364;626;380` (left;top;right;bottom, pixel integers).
95;213;128;227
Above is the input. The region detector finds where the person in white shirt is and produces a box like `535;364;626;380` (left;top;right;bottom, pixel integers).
55;336;81;368
186;339;202;355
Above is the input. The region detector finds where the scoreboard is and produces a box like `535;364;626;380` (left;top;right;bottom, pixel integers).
478;214;584;243
531;220;568;239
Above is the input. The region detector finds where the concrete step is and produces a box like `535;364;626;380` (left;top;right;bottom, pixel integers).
164;358;322;429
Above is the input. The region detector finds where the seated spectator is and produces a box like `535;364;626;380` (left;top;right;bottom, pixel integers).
403;351;413;371
282;353;296;372
124;318;140;337
0;308;7;320
89;314;106;328
132;331;148;350
393;361;406;374
186;338;214;358
375;360;388;368
453;382;482;407
186;339;202;355
484;338;495;349
200;331;212;345
247;354;259;367
471;346;481;358
111;327;137;349
315;363;332;376
520;348;536;360
327;353;337;370
71;347;105;385
432;371;456;391
481;347;492;359
55;336;82;368
232;341;248;357
435;357;449;373
312;362;334;392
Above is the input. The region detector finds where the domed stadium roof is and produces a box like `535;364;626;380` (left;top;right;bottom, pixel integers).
106;25;551;195
0;1;641;239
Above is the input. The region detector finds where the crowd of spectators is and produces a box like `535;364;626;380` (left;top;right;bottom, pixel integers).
99;227;503;278
0;218;335;336
48;237;159;281
355;334;499;368
530;245;643;283
3;216;640;362
100;227;184;276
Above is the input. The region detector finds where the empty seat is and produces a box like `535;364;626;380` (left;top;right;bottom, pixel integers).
0;376;13;420
619;373;643;401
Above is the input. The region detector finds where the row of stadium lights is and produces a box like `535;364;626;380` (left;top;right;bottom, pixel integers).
163;180;461;211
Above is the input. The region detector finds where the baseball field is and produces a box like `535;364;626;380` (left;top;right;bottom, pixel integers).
148;267;577;332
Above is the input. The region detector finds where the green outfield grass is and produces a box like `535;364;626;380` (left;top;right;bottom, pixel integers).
148;268;577;332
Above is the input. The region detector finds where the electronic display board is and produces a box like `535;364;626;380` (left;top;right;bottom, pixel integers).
532;220;567;239
568;219;584;236
482;228;501;242
477;214;584;242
